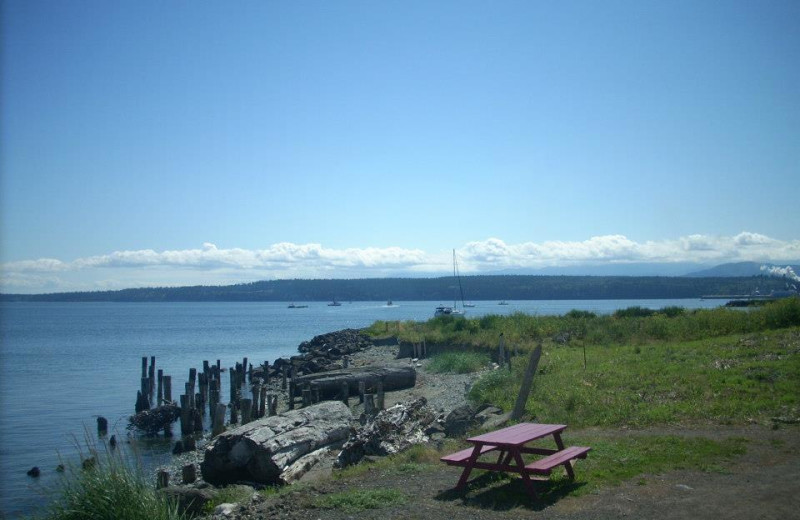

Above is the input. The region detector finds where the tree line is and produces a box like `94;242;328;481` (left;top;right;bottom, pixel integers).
0;275;789;302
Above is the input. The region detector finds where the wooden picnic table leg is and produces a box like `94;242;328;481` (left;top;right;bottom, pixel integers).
553;433;576;480
455;444;483;490
511;448;539;499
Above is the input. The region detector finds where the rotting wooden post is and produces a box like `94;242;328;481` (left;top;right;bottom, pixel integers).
140;378;151;409
212;403;226;436
179;394;190;435
97;416;108;436
192;408;203;433
358;381;366;404
157;369;164;406
281;366;288;390
216;359;221;373
364;393;375;415
498;333;506;368
229;366;237;409
341;381;349;405
376;381;384;410
268;394;277;416
182;464;196;484
251;385;260;419
241;398;252;424
311;383;320;404
288;382;295;410
263;361;270;384
156;470;169;489
302;387;311;408
511;344;543;421
141;356;147;379
149;357;156;403
164;375;172;403
259;386;267;418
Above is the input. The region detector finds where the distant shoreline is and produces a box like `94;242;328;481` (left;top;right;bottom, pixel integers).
0;274;790;302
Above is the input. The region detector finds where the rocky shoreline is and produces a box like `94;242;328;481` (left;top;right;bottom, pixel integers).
154;328;498;517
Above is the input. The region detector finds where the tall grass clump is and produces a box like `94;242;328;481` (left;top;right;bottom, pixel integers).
427;351;490;374
40;442;182;520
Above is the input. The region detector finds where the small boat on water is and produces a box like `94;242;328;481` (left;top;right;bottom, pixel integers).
498;300;509;305
387;300;393;306
435;250;467;317
287;303;308;308
328;299;342;307
464;302;476;308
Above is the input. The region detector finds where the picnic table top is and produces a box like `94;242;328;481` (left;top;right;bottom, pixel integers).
466;422;567;447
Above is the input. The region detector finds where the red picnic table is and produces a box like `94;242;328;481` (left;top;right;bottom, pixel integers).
440;422;590;499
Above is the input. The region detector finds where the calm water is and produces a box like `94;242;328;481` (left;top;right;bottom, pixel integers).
0;299;726;517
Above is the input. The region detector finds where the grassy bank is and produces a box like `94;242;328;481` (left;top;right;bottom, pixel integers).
366;297;800;351
368;298;800;427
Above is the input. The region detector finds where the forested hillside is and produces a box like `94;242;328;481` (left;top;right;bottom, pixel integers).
1;275;790;302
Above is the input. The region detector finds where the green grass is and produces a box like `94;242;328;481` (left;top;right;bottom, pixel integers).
314;488;406;513
39;444;183;520
467;328;800;427
365;297;800;351
427;351;490;374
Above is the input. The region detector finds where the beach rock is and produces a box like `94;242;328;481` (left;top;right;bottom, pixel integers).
444;404;476;437
336;396;437;468
200;401;352;486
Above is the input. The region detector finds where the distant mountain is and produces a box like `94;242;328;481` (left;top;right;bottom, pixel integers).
685;262;800;278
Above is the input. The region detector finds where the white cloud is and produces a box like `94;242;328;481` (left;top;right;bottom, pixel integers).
2;232;799;293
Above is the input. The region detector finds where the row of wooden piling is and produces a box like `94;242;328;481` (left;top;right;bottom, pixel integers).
135;353;387;441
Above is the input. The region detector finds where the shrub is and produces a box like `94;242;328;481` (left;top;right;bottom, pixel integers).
428;351;489;374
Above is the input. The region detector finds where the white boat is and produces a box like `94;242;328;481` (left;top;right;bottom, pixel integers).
287;303;308;309
434;250;467;317
328;299;342;307
498;300;509;305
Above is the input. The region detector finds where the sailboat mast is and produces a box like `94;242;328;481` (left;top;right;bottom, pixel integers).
454;249;466;309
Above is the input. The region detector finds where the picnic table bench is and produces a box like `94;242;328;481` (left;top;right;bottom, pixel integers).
440;422;590;499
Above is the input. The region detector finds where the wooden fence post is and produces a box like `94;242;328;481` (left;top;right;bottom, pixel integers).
511;344;542;420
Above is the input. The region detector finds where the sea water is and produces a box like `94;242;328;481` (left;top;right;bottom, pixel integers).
0;298;725;517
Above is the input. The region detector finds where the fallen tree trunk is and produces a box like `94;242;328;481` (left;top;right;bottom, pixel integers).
200;401;352;486
291;366;416;399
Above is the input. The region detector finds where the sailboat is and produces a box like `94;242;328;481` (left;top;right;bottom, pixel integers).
434;250;467;317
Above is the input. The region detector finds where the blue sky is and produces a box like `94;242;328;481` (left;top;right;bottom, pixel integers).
1;0;799;293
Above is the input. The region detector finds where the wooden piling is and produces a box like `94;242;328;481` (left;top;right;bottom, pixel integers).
302;387;312;407
179;394;191;435
241;398;252;424
358;381;366;404
259;386;267;418
376;381;384;410
182;464;197;484
140;378;151;410
281;366;287;390
212;403;226;436
164;375;172;403
148;357;156;403
341;381;349;405
268;394;278;416
141;356;147;379
311;383;320;404
156;470;169;489
288;382;295;410
364;393;375;415
157;369;164;406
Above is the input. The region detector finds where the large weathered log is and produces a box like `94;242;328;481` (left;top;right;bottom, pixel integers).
291;366;416;399
200;401;352;486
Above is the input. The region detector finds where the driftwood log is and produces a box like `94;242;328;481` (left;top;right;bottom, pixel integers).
291;366;416;399
200;401;352;486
